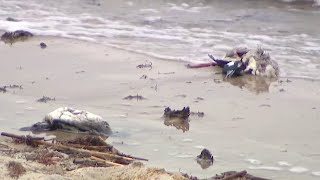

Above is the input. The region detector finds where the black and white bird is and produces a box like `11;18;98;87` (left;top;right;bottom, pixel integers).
188;47;279;78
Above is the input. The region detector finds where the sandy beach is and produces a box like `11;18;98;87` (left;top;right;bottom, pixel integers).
0;37;320;179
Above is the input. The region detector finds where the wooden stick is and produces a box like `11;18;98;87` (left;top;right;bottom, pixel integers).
1;132;147;163
90;156;124;166
1;132;43;141
116;152;149;161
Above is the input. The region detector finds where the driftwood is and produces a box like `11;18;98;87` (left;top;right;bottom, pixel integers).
1;132;147;167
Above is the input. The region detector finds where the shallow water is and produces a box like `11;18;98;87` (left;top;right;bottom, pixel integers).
1;0;320;79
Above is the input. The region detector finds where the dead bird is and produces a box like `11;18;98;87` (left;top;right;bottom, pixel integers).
164;107;190;119
196;148;214;169
187;47;279;78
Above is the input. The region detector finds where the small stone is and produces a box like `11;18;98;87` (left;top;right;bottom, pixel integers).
40;42;47;49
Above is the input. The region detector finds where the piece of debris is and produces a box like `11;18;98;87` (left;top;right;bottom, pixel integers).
196;97;204;101
214;79;221;83
196;148;213;169
279;88;285;92
25;149;65;165
123;94;147;101
0;86;7;93
140;74;147;79
45;77;49;80
186;81;192;83
279;79;292;83
75;70;86;74
1;30;33;44
4;84;23;89
164;107;190;119
40;42;47;49
158;71;175;75
6;17;20;22
190;111;204;118
37;96;56;103
7;161;26;178
259;104;271;108
1;132;148;169
136;62;152;69
176;94;187;98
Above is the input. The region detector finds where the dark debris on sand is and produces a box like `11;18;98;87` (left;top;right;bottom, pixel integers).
0;84;23;93
136;62;152;69
6;17;20;22
190;111;204;118
37;96;56;103
40;42;47;49
1;30;33;44
123;94;147;101
164;107;190;119
7;161;26;178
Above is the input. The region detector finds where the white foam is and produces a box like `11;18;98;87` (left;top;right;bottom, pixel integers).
175;154;193;158
15;100;26;104
312;171;320;176
139;9;159;13
194;145;205;149
278;161;292;166
245;159;262;165
24;107;36;111
249;166;282;171
182;138;193;142
289;166;309;173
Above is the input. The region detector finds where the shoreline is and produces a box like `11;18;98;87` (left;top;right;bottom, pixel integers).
0;37;320;179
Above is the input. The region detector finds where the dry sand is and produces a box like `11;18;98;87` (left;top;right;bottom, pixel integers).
0;37;320;179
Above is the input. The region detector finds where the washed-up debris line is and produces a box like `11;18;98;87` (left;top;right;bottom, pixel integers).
0;84;23;93
1;132;148;168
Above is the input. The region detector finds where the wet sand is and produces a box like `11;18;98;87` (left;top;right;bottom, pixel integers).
0;38;320;179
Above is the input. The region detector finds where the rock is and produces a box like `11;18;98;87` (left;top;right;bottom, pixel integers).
196;148;214;169
40;42;47;49
6;17;20;22
1;30;33;44
164;107;190;119
20;107;111;135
